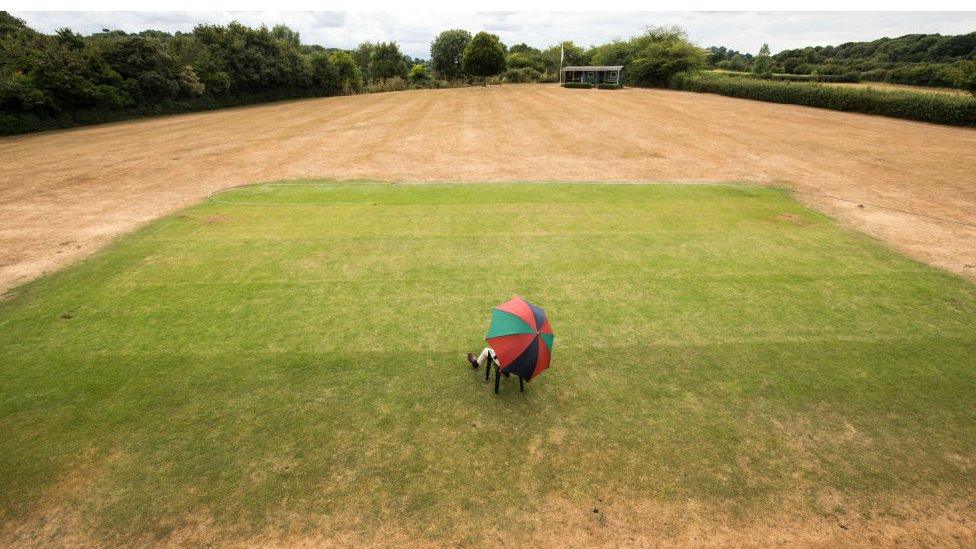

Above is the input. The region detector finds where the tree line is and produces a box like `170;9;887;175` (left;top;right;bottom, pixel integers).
0;13;711;135
432;25;707;88
706;32;976;90
0;12;442;134
4;10;974;136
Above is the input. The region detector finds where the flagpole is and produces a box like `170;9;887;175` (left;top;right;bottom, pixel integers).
559;43;564;85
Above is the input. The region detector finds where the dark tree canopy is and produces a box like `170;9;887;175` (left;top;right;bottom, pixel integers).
430;29;471;80
369;41;408;80
0;13;398;134
462;31;506;84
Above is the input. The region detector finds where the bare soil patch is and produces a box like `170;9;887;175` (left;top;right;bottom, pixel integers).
1;84;975;294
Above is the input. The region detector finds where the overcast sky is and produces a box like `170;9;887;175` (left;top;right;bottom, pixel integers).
12;11;976;58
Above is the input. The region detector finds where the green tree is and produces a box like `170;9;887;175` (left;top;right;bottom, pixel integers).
625;26;707;87
308;51;339;95
950;61;976;96
588;40;631;68
543;41;587;75
430;29;470;80
508;43;537;55
0;11;31;38
330;51;362;93
352;42;376;82
369;41;407;81
506;51;543;72
408;63;431;84
506;43;544;73
462;31;506;85
753;43;773;77
729;53;746;71
271;24;300;47
177;65;205;97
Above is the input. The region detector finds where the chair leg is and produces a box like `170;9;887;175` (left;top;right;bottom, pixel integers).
485;359;490;381
494;366;500;394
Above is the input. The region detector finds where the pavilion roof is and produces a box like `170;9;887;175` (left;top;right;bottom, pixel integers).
562;66;623;71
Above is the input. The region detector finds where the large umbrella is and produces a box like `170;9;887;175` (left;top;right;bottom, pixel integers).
485;296;554;384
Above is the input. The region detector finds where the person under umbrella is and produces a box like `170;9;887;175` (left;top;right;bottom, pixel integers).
466;295;554;393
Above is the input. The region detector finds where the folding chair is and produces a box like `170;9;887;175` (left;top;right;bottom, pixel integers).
485;351;524;394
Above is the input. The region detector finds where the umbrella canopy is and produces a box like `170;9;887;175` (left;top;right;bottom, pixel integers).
485;296;554;381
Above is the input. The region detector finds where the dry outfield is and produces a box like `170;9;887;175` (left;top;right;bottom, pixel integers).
1;83;975;294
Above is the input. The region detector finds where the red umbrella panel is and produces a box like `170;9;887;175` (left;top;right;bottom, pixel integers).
485;296;554;381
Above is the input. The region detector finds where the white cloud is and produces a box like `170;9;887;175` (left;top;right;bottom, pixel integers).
11;11;976;58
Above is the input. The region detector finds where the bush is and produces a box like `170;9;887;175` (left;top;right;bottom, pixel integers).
597;83;622;89
669;71;976;127
503;67;543;83
408;63;431;84
363;76;409;94
563;82;592;89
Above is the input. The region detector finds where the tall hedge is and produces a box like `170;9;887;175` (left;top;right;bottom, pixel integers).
669;72;976;127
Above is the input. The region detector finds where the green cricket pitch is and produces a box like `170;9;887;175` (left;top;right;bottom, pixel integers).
1;182;974;545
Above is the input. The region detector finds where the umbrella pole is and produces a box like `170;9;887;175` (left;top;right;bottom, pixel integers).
494;366;500;394
520;377;524;392
485;360;490;381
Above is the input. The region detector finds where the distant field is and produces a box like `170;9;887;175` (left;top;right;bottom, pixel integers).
681;71;976;129
2;182;974;545
709;70;969;95
826;81;971;96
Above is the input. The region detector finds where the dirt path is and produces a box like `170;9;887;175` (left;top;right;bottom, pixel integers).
1;84;975;293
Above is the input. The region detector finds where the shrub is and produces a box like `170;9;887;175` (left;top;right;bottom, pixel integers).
363;76;409;94
597;83;622;89
669;71;976;127
503;66;543;83
408;63;431;84
563;82;592;89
